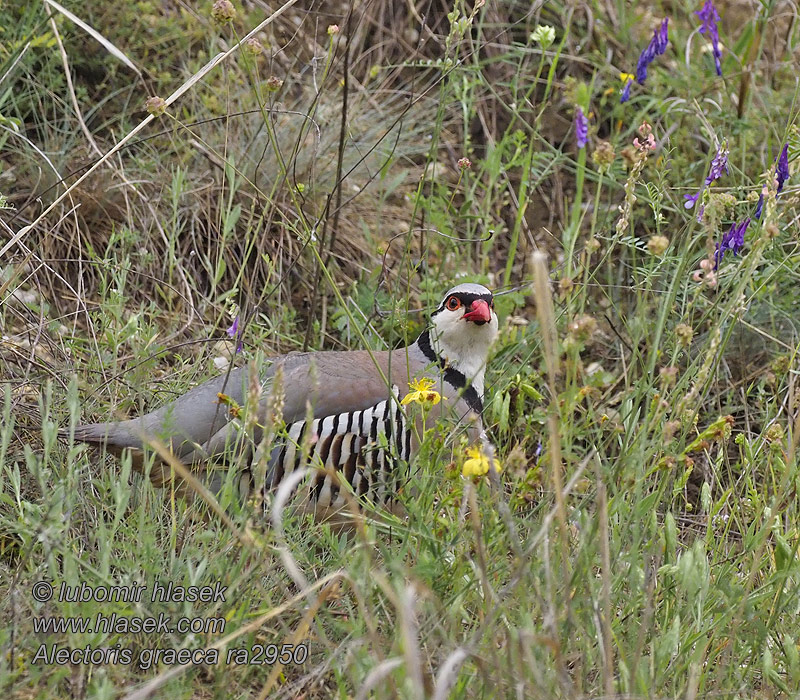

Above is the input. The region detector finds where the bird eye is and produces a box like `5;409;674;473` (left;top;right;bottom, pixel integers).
446;296;461;311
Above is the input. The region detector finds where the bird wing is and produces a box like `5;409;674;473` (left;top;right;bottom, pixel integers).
71;341;482;469
72;348;406;458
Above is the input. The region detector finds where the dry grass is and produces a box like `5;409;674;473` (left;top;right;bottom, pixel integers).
6;0;800;697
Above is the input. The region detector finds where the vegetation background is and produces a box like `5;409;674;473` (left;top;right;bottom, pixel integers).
2;0;800;697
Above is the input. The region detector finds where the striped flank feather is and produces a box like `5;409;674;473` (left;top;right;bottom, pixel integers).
261;386;410;509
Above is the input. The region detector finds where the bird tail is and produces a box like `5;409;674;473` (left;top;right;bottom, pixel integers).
67;421;143;452
64;422;251;503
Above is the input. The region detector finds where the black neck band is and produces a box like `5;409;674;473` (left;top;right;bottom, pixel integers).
416;330;483;416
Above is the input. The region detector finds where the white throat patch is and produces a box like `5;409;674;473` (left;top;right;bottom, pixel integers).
429;302;498;395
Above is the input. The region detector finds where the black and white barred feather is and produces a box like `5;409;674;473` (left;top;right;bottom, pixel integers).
259;386;410;509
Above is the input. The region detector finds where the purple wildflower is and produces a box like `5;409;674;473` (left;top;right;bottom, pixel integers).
575;107;588;148
696;1;722;76
685;142;729;214
777;143;790;190
226;315;239;338
656;18;669;52
715;217;750;267
620;78;633;103
636;18;669;85
755;143;790;219
684;192;701;209
226;315;243;353
708;145;729;181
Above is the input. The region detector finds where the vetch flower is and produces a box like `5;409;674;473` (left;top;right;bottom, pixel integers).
754;189;765;219
461;445;503;478
226;315;243;354
633;133;656;151
696;0;722;76
401;377;443;406
715;217;750;267
633;122;656;152
575;107;588;148
684;142;729;214
619;73;634;103
655;18;669;52
777;143;790;188
635;18;669;85
708;144;729;179
755;143;790;218
692;258;718;288
684;192;700;209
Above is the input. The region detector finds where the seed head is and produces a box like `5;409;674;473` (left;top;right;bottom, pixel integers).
592;140;615;172
567;314;598;343
663;420;681;442
211;0;236;23
245;37;264;55
659;366;679;386
675;323;694;346
647;234;669;256
530;25;555;49
144;96;167;116
265;76;284;92
765;422;785;444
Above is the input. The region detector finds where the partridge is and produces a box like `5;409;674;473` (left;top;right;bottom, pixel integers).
70;283;499;518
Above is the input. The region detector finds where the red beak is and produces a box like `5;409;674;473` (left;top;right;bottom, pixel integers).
462;299;492;323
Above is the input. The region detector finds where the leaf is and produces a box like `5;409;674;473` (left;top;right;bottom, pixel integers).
774;532;795;573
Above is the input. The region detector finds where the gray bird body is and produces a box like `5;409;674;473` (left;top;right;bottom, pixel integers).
70;283;499;516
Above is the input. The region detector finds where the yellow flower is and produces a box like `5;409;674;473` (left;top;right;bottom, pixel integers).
461;446;502;478
217;392;242;418
401;377;443;406
619;72;635;83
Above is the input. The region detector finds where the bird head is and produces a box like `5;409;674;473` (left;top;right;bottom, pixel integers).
429;282;499;391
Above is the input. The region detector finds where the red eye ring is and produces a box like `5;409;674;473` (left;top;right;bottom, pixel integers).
446;296;461;311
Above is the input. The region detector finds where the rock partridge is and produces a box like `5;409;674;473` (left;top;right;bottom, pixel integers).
70;282;499;519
